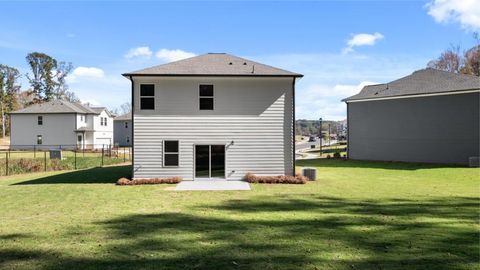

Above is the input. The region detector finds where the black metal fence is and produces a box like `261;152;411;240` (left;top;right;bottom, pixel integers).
0;144;132;176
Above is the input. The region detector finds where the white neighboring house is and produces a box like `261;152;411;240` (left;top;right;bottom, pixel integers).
123;53;303;181
9;100;113;150
113;112;132;146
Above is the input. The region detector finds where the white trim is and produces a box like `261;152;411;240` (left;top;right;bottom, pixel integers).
345;89;480;103
163;140;179;167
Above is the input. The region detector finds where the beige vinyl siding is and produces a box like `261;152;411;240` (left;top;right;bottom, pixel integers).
132;76;293;180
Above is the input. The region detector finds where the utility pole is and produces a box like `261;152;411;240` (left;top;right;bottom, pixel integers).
318;118;322;157
328;124;331;146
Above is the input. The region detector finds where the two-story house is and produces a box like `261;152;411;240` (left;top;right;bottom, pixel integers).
113;112;132;146
123;53;303;180
10;100;113;149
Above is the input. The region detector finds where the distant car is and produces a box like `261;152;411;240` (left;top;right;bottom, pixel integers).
308;136;316;142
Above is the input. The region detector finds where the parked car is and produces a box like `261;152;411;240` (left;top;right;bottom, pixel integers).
308;136;317;142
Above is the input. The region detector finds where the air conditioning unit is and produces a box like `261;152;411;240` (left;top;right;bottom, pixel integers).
468;157;479;167
302;168;317;181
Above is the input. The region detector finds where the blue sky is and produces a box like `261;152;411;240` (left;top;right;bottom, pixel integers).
0;0;478;120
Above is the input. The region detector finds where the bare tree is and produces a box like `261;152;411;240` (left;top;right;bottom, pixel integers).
111;102;131;116
428;33;480;76
427;45;463;73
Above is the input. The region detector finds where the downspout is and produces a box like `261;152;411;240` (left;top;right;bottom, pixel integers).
292;77;296;176
129;76;135;177
74;113;77;148
346;102;349;159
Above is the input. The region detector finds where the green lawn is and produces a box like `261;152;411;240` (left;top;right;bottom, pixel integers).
0;160;478;270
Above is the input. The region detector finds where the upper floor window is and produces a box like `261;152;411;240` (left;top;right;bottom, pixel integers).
124;121;128;128
38;116;43;125
140;84;155;110
199;84;214;110
80;115;84;122
100;117;108;126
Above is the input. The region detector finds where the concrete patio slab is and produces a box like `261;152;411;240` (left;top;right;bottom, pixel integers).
175;180;251;191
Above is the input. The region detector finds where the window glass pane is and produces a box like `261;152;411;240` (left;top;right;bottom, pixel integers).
164;140;179;153
199;85;213;96
200;98;214;110
195;145;209;177
140;84;155;96
38;116;43;125
164;153;179;166
140;98;155;110
37;135;42;145
211;145;225;178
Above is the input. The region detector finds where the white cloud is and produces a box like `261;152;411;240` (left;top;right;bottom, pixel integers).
426;0;480;30
343;32;384;54
125;46;153;59
66;67;105;83
155;49;196;62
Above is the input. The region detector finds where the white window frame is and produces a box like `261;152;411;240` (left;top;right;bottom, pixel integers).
163;140;179;167
199;84;214;111
38;115;43;125
37;135;42;145
140;84;155;110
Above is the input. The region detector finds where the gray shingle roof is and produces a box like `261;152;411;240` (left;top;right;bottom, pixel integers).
114;112;131;121
123;53;303;77
10;100;101;114
343;68;480;102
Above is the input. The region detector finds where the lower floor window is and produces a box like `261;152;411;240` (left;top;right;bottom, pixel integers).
163;140;179;167
37;135;42;145
126;136;130;143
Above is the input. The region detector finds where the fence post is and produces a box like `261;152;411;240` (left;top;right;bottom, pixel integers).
5;152;8;176
44;151;47;172
34;145;36;158
123;147;126;162
101;146;104;167
74;149;77;170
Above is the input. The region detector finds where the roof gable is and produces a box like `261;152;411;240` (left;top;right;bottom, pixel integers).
343;68;480;102
10;100;102;114
123;53;303;77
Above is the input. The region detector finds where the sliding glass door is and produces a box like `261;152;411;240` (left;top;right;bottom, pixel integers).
195;145;225;179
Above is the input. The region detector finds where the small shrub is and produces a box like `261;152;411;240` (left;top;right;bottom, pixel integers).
244;173;307;184
116;176;182;185
326;155;331;159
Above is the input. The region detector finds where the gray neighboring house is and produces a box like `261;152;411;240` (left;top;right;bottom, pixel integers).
123;53;303;180
9;100;114;149
343;68;479;165
113;112;132;146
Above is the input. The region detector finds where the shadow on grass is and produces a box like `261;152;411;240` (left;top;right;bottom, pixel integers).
1;196;478;270
12;165;131;185
296;158;465;170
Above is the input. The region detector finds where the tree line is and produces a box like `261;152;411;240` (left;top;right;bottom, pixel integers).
0;52;132;138
427;34;480;76
0;52;80;137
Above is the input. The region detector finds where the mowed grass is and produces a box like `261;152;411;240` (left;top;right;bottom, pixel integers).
0;160;478;270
